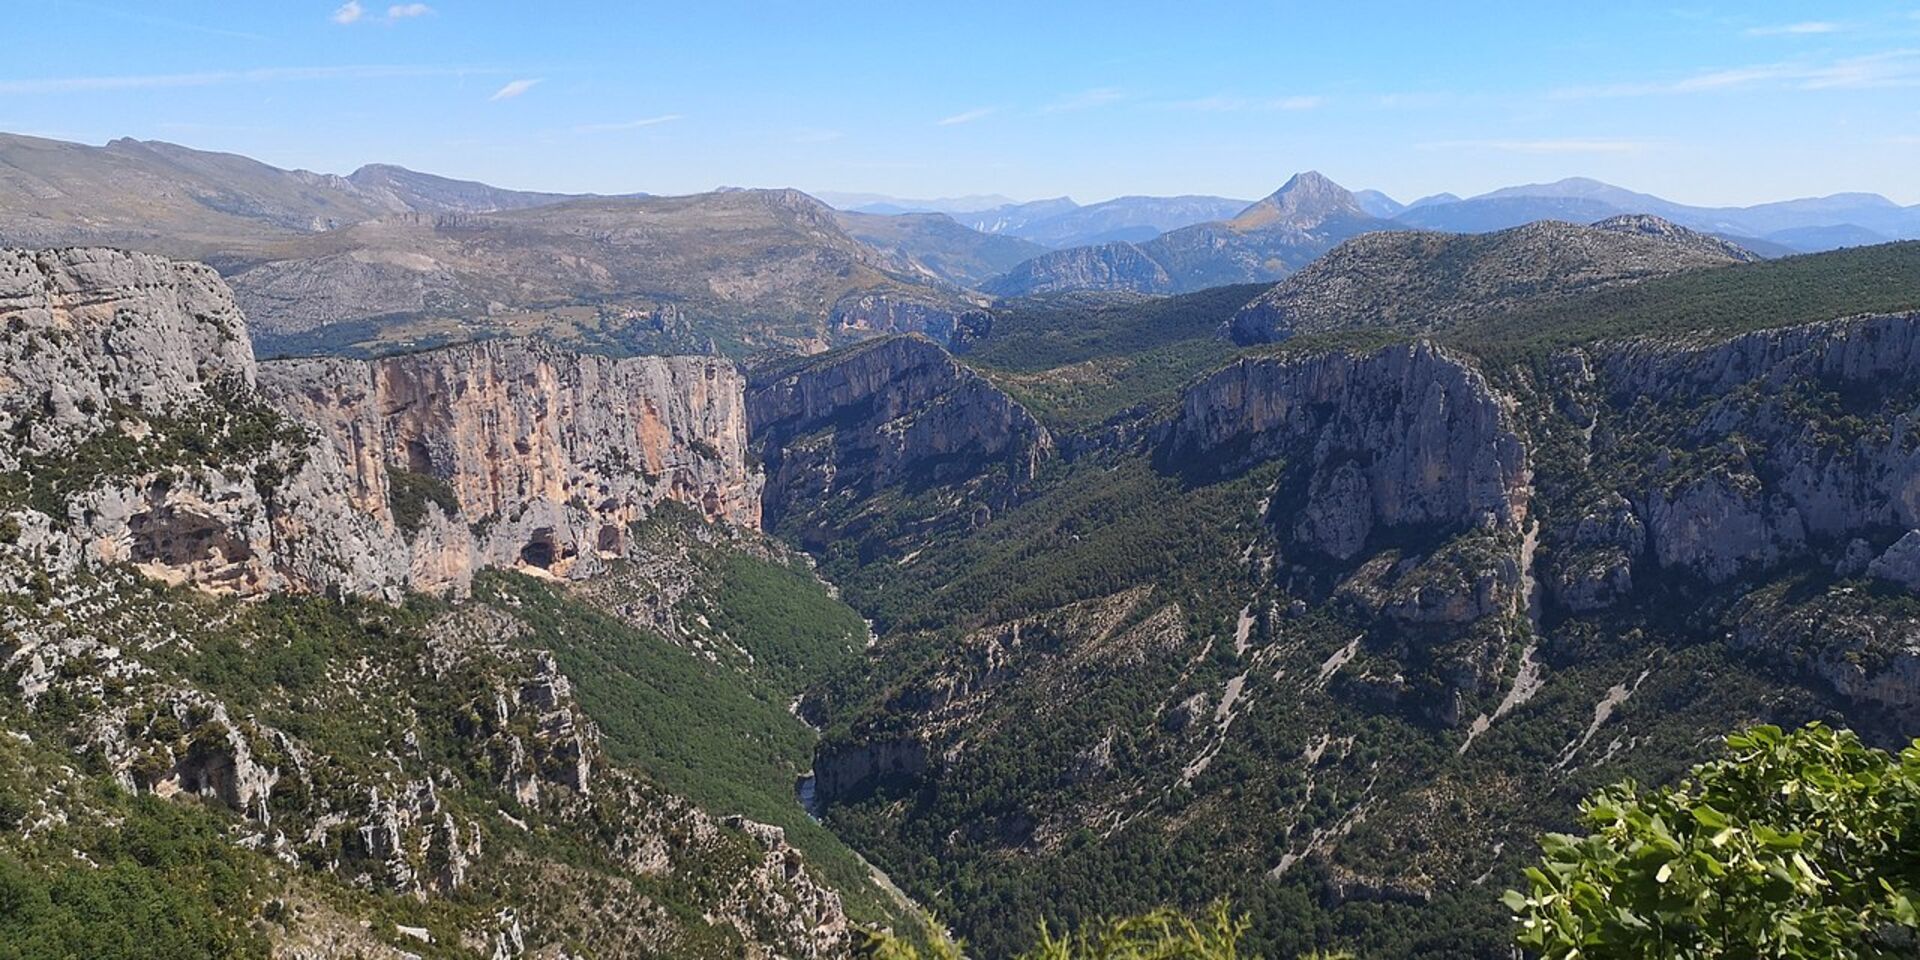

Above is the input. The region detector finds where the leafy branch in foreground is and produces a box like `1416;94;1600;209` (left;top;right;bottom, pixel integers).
1506;722;1920;959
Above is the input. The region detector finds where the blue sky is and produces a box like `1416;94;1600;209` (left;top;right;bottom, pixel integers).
5;1;1920;205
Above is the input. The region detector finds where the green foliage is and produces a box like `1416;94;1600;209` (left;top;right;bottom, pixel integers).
0;791;268;960
1507;723;1920;958
385;465;459;538
959;286;1263;430
702;549;869;694
1450;241;1920;364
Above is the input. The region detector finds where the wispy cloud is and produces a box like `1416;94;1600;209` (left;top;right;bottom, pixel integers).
1745;21;1843;36
0;64;502;95
1040;87;1124;114
334;2;433;24
936;107;996;126
1554;50;1920;97
1888;134;1920;144
489;78;540;101
573;114;684;133
1166;94;1323;112
1420;138;1651;155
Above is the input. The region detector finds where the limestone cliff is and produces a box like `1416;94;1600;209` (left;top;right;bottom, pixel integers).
259;339;761;594
1581;311;1920;587
748;335;1052;549
0;247;762;600
1163;341;1532;560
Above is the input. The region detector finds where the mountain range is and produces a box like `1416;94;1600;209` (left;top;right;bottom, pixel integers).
5;130;1916;355
0;132;981;358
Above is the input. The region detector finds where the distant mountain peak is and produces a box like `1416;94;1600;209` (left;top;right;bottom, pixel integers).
1229;171;1369;231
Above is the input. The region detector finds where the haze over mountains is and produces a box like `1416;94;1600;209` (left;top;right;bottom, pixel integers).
3;128;1917;356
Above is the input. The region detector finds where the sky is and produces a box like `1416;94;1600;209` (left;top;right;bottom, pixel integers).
4;1;1920;206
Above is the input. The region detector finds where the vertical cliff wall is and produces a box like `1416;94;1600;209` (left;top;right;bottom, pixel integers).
259;340;761;593
0;247;761;599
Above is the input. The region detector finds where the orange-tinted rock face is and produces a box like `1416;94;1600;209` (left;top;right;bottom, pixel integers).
3;247;761;600
260;338;762;593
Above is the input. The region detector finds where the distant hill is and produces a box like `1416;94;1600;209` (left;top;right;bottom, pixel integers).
833;209;1049;287
344;163;597;214
974;195;1254;247
1395;176;1920;252
814;191;1019;214
983;172;1390;296
1353;189;1407;217
1230;214;1759;343
0;132;973;357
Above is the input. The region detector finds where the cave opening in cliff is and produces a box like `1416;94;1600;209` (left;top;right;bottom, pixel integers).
405;438;433;475
520;530;558;569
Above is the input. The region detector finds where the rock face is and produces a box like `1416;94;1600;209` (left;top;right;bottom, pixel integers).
1;247;762;600
1163;341;1532;558
980;241;1174;297
748;335;1053;546
830;291;994;346
0;246;255;461
0;247;401;598
260;339;761;594
1593;311;1920;586
1230;215;1758;344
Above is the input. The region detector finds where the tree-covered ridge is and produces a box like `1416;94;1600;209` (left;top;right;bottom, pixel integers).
956;285;1264;431
1446;241;1920;364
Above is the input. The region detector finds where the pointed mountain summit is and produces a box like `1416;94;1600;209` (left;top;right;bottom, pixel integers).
982;171;1393;296
1228;171;1370;231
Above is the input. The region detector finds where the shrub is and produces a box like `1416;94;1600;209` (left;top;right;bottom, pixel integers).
1506;723;1920;958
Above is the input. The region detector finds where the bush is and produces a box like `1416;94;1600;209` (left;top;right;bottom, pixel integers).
1506;723;1920;958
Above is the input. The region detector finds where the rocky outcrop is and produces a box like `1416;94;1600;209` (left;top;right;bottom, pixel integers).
748;335;1052;545
1230;215;1757;344
259;338;760;594
2;560;853;957
980;241;1173;297
1548;493;1644;612
1731;583;1920;727
0;246;255;465
1596;312;1920;585
1163;341;1531;559
0;247;403;598
1;248;763;600
830;291;993;347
